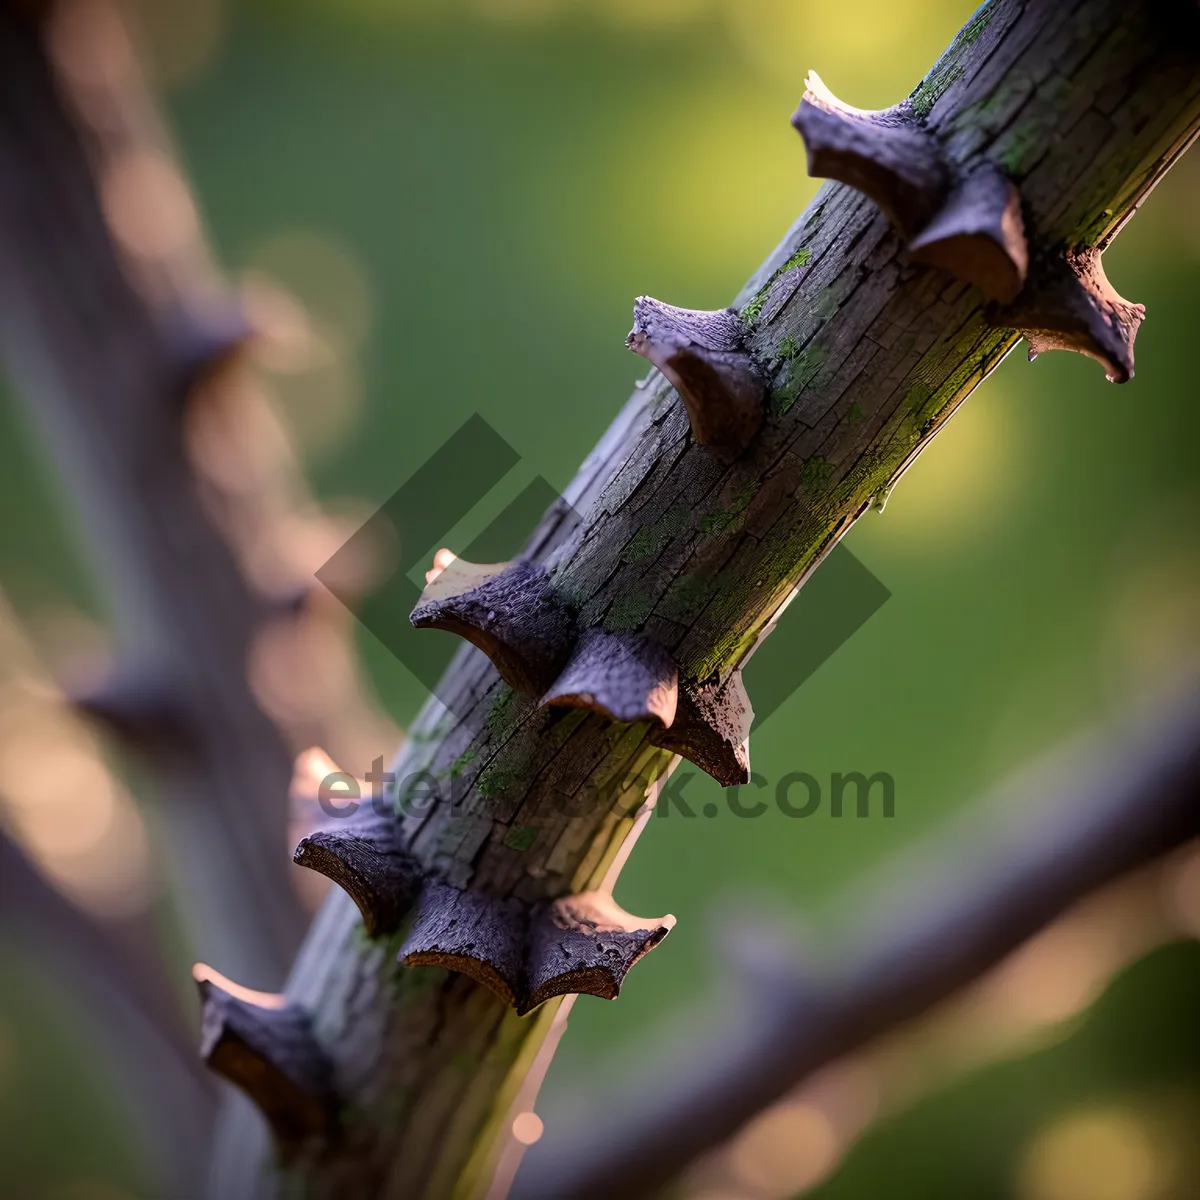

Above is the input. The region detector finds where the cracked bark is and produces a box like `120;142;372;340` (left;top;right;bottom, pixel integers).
200;3;1200;1197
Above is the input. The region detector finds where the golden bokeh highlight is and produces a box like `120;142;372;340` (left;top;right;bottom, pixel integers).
47;0;136;94
803;1058;881;1142
128;0;226;87
729;1100;841;1196
248;613;358;728
292;746;350;800
263;500;398;600
2;731;117;859
242;274;335;375
269;353;363;460
184;369;298;499
981;920;1121;1030
101;151;199;261
245;229;374;353
688;1058;879;1199
0;595;154;919
1015;1108;1167;1200
241;229;374;458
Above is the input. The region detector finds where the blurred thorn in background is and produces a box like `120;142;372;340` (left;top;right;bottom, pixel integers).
0;591;156;921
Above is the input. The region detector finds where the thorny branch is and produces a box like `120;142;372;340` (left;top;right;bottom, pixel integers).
1;1;1198;1198
224;1;1200;1196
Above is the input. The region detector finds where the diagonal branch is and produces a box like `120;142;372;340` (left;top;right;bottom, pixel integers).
3;1;1197;1198
213;2;1200;1196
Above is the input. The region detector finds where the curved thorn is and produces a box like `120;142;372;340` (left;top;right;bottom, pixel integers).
194;964;334;1155
908;163;1029;303
627;297;764;462
522;891;675;1015
398;885;673;1015
399;882;526;1008
410;558;575;696
791;71;946;239
1003;246;1144;383
650;670;752;787
541;628;678;728
293;819;423;938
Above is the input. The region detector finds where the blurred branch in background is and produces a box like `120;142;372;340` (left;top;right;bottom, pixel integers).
0;0;303;987
517;682;1200;1199
0;0;398;976
0;0;398;1193
675;852;1200;1200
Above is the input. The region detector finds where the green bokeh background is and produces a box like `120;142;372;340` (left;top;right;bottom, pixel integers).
1;1;1197;1196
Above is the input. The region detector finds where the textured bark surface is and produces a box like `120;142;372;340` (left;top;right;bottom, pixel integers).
198;2;1200;1196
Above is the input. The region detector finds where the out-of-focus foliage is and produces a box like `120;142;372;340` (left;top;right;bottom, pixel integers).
0;0;1196;1196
